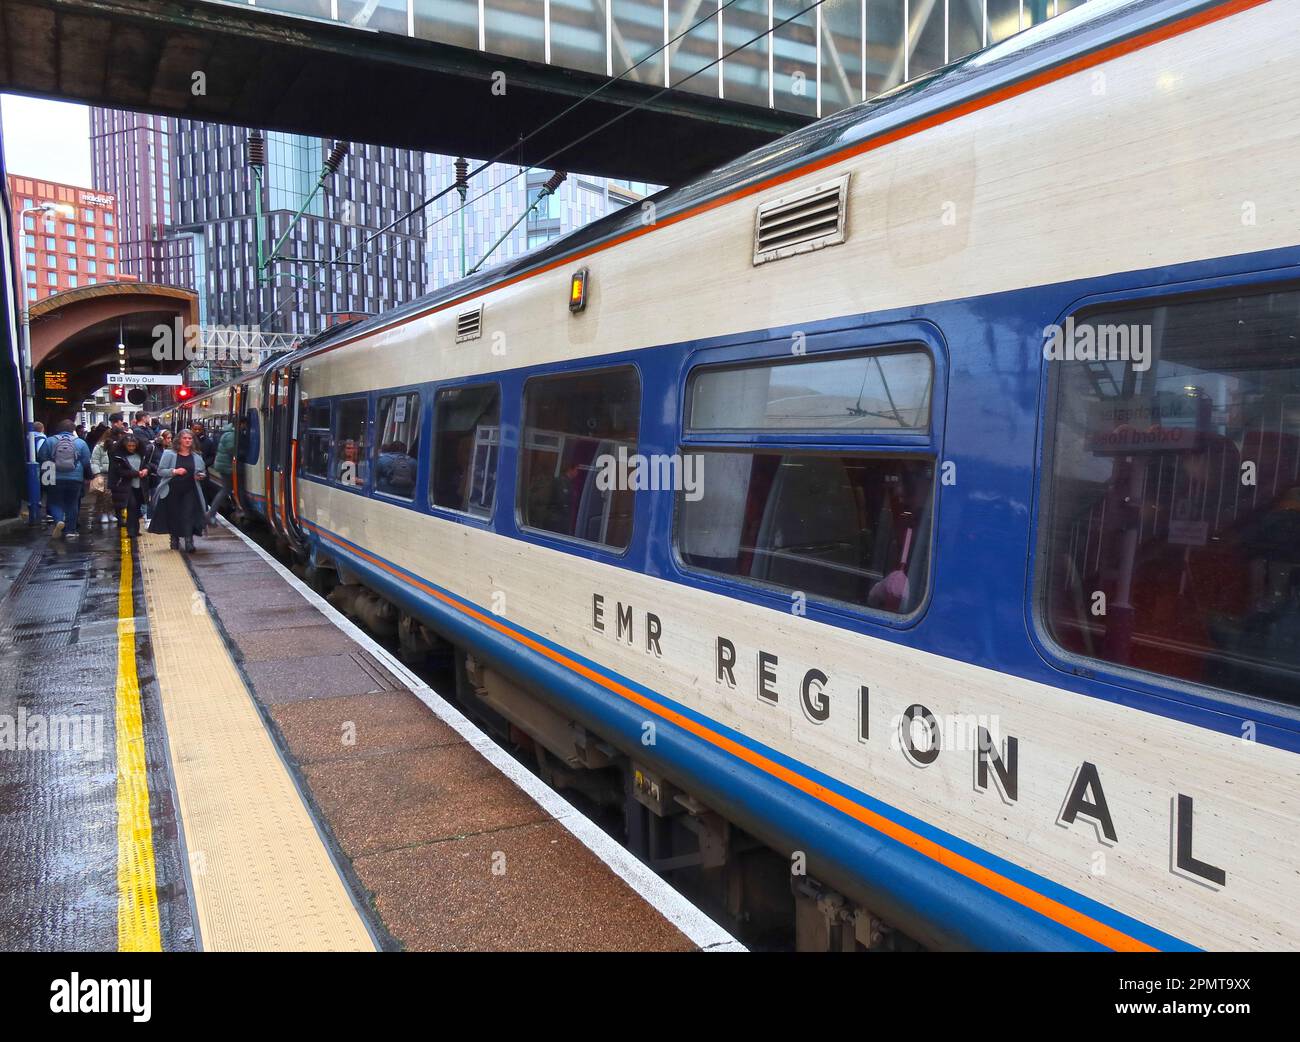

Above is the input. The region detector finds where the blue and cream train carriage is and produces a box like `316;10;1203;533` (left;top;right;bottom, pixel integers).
162;0;1300;950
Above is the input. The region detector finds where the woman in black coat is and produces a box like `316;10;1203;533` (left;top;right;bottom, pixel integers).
107;432;149;538
148;428;208;552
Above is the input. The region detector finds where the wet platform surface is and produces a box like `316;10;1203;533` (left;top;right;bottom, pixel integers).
0;510;735;952
0;517;194;951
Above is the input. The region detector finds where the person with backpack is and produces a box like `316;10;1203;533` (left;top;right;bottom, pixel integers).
377;440;416;498
37;419;91;539
204;420;237;526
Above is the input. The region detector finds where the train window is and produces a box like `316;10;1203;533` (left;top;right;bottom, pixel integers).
302;402;331;479
1041;287;1300;706
519;367;640;550
677;453;934;612
431;384;500;518
333;397;370;488
375;392;421;500
238;409;260;467
688;348;932;432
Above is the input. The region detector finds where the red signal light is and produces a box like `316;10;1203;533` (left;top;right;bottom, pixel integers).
175;385;193;402
111;386;125;400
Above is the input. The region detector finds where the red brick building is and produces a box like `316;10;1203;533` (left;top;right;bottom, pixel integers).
7;174;138;304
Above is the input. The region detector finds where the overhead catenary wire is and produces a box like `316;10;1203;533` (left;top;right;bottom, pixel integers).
259;0;756;326
378;0;833;288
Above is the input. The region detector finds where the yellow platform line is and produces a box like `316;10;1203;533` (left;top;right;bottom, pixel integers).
136;534;375;951
117;525;162;951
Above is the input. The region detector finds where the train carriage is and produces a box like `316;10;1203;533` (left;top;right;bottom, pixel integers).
180;0;1300;950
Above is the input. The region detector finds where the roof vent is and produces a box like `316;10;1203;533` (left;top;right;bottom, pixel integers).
456;304;483;343
753;175;850;265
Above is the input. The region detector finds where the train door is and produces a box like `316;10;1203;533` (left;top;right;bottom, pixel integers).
264;365;308;554
263;367;286;542
230;382;246;512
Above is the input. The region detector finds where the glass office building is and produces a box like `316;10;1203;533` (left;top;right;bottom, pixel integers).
92;111;429;335
425;154;658;290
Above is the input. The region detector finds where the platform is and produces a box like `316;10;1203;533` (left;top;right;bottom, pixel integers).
0;511;740;952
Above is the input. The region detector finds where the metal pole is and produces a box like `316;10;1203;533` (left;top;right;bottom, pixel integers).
20;304;40;525
454;158;470;278
253;164;266;283
466;171;567;277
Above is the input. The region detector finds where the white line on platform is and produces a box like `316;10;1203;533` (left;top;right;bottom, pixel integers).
215;517;747;953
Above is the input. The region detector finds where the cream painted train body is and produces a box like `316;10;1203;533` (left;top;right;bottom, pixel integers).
167;0;1300;950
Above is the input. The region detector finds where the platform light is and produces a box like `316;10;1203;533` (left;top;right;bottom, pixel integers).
569;267;588;313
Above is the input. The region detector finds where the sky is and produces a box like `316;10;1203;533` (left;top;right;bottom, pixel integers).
1;95;91;186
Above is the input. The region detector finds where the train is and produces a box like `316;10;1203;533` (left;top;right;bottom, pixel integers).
160;0;1300;951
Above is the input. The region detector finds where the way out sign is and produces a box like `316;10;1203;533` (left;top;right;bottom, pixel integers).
106;373;183;386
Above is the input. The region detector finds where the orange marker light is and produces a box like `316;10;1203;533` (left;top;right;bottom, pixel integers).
569;268;588;313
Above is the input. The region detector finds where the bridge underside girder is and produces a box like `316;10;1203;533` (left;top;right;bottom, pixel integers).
0;0;810;185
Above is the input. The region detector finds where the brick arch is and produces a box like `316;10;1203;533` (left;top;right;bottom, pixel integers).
29;282;199;426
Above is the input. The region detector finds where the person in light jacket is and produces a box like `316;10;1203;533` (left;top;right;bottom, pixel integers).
148;428;208;552
89;428;119;526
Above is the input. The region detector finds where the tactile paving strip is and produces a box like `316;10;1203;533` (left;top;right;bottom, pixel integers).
136;535;375;952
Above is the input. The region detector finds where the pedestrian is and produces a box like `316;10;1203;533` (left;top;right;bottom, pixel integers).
142;428;172;518
85;421;109;451
204;418;237;525
190;421;216;469
89;427;120;526
36;420;91;540
149;428;207;552
109;432;149;538
132;413;155;443
74;423;86;440
29;422;51;523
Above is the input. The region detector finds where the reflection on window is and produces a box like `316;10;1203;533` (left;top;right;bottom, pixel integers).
302;403;330;478
679;453;933;612
375;392;421;499
239;409;260;466
1043;288;1300;706
520;367;640;549
334;397;369;487
689;349;932;432
432;384;500;517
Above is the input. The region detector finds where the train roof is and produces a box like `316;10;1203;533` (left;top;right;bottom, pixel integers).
276;0;1204;366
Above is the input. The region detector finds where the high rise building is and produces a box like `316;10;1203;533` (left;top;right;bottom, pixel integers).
171;123;429;334
7;174;137;304
424;156;658;290
88;109;174;283
90;111;429;335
